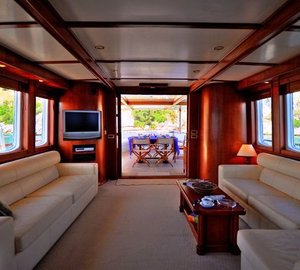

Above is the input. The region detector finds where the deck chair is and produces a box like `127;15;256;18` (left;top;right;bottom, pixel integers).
131;137;152;167
154;137;174;167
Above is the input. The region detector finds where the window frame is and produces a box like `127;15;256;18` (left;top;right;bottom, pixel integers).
255;97;273;148
0;87;22;154
285;91;300;152
35;96;49;147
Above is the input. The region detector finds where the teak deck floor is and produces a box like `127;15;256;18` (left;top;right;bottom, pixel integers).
121;150;185;177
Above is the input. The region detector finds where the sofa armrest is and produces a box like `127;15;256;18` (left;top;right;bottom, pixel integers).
56;163;98;176
0;217;16;270
219;164;263;180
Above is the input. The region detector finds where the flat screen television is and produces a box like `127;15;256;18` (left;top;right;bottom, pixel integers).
63;110;101;140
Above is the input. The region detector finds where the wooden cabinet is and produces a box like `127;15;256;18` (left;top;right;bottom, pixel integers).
72;144;96;162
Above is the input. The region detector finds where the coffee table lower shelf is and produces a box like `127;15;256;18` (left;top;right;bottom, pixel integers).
177;180;245;255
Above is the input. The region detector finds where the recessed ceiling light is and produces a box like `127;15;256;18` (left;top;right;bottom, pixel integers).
95;45;105;50
214;46;224;51
0;64;6;68
38;79;44;83
264;81;270;84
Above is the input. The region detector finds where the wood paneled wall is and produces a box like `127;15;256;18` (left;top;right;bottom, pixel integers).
58;82;109;183
186;91;200;178
198;83;247;183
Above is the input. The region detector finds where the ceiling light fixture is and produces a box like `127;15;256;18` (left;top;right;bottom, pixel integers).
95;45;105;50
264;81;270;84
38;79;44;83
214;46;224;51
0;64;6;68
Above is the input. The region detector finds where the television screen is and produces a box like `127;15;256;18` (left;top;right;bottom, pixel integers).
63;110;101;140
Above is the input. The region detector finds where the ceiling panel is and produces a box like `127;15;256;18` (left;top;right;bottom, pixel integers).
0;0;297;89
0;27;76;61
49;0;286;23
215;65;270;81
105;63;215;80
0;0;34;22
41;63;96;80
242;31;300;64
113;79;192;87
72;28;252;61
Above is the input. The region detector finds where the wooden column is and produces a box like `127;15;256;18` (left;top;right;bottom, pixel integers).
187;91;200;178
271;79;281;154
104;90;118;180
198;83;247;183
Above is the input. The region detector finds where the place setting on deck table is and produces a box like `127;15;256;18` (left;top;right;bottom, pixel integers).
128;134;180;167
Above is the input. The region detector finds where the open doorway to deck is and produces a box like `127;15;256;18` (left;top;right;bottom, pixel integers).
120;94;187;178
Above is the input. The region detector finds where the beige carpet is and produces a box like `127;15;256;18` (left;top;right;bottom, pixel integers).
116;178;177;185
34;180;241;270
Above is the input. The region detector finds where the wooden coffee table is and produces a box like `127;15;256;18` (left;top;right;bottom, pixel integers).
177;180;245;255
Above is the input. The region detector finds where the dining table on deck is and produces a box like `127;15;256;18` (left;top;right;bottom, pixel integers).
128;135;180;157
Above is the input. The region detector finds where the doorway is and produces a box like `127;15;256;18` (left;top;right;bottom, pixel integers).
119;94;187;178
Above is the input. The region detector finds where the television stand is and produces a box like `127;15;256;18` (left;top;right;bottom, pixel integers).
72;144;96;162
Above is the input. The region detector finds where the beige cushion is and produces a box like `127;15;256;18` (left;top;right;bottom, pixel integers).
0;162;17;187
0;151;61;205
238;229;300;270
56;163;98;176
27;175;96;203
0;181;23;205
18;167;59;197
219;164;263;180
220;178;283;202
11;195;72;253
0;151;60;188
249;194;300;229
258;153;300;180
260;168;300;200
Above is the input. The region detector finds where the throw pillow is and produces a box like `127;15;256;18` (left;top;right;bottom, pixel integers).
0;201;14;217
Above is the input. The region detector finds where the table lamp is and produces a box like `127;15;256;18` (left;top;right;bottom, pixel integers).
237;144;257;164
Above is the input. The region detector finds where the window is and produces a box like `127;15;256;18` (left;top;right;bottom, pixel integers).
286;91;300;152
35;97;48;146
0;87;21;153
256;97;272;146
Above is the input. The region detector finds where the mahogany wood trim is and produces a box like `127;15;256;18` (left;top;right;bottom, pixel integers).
27;81;36;153
238;55;300;90
125;100;187;106
66;21;260;29
190;0;300;92
97;59;218;64
35;59;274;67
0;45;69;89
33;60;80;65
271;80;281;154
0;21;38;28
15;0;115;91
280;149;300;161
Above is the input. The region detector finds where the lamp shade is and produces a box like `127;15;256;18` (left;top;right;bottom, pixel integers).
237;144;257;157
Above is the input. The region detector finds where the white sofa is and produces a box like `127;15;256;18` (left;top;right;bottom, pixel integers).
219;153;300;229
237;229;300;270
219;153;300;270
0;150;98;270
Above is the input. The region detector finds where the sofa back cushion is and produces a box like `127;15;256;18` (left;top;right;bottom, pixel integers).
258;153;300;200
0;151;61;205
